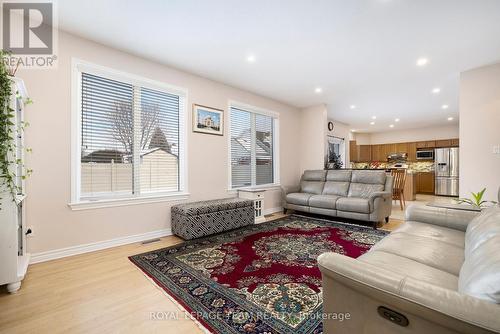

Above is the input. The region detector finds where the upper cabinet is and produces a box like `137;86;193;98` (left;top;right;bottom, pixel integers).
350;138;459;163
416;140;436;149
407;142;417;161
358;145;372;162
349;140;358;162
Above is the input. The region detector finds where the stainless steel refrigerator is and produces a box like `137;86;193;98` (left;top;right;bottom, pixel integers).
435;147;459;196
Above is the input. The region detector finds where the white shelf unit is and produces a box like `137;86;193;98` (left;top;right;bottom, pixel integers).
0;78;30;293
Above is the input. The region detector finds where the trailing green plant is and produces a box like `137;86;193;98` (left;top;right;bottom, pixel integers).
455;188;498;208
0;50;32;208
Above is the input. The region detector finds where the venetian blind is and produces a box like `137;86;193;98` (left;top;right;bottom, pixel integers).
80;72;181;199
230;106;275;188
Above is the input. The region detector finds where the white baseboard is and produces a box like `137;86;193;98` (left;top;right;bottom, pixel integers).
30;228;172;264
264;207;282;215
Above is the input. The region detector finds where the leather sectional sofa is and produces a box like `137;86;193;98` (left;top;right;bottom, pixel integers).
282;170;393;227
318;197;500;334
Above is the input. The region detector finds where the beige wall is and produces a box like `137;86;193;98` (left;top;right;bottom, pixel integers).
460;63;500;201
354;125;459;145
19;31;301;254
298;104;327;172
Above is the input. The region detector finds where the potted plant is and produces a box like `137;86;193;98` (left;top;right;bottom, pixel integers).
455;188;498;209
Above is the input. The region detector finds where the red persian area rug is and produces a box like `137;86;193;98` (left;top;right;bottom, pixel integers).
129;215;388;334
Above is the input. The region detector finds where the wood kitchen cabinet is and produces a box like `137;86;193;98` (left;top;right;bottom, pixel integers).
358;145;372;162
396;142;408;154
435;139;452;147
416;172;435;194
407;142;417;161
349;141;358;162
416;140;436;149
371;145;381;161
350;138;458;163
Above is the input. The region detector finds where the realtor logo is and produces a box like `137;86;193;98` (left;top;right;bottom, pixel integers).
1;1;57;69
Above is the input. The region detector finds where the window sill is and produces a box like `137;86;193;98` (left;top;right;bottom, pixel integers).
68;192;190;211
227;184;281;194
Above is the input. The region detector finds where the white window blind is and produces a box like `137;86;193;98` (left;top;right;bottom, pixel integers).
80;72;182;200
230;106;275;188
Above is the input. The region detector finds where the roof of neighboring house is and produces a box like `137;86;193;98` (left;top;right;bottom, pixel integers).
231;129;272;157
81;149;126;163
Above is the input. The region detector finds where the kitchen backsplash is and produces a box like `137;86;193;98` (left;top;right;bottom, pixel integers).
350;161;434;172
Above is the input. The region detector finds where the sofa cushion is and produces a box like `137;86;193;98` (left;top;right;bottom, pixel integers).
369;232;464;276
309;195;340;209
302;170;327;181
323;181;350;196
465;206;500;256
300;181;325;195
351;170;386;184
459;235;500;303
347;183;384;198
459;205;500;303
326;170;352;182
286;193;312;206
336;197;370;214
393;221;465;248
359;250;459;290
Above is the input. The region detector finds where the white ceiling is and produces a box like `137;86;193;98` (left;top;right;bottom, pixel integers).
58;0;500;132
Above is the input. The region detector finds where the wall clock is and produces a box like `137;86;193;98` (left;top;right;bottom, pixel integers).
327;121;334;132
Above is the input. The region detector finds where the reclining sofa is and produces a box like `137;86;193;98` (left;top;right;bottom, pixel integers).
318;192;500;334
282;170;393;227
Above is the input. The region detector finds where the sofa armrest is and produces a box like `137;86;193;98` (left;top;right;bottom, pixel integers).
405;204;479;232
318;252;500;333
369;191;392;202
281;185;300;207
281;185;300;195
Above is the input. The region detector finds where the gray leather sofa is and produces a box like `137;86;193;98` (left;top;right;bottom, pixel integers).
282;170;393;227
318;199;500;334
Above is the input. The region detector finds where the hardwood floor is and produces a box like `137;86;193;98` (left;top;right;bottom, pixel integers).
0;213;402;333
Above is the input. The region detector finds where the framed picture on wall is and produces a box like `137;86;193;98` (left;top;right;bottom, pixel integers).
192;104;224;136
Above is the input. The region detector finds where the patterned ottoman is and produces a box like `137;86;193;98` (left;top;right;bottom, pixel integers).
171;198;255;240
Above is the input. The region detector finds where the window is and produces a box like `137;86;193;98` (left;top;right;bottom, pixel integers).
229;104;278;189
72;61;186;205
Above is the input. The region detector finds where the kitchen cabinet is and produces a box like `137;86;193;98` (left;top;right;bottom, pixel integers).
416;141;436;149
425;140;436;148
407;142;417;161
435;139;452;148
349;141;358;162
396;142;408;154
385;143;397;155
416;172;435;194
371;145;382;162
350;138;458;163
358;145;372;162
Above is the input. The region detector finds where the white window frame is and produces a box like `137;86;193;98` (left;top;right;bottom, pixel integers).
69;59;189;210
227;100;280;191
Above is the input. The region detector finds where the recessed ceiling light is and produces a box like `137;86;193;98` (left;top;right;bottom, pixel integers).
370;121;375;125
351;129;356;132
350;105;356;109
416;58;428;66
389;124;395;128
394;118;400;122
371;116;377;120
442;104;449;109
246;55;256;63
314;87;323;94
447;117;454;121
432;88;441;94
